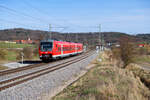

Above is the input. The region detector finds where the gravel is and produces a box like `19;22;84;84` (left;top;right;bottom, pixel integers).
0;52;97;100
0;53;89;81
3;62;31;69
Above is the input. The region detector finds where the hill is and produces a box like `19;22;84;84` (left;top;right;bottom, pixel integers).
0;28;148;45
136;34;150;43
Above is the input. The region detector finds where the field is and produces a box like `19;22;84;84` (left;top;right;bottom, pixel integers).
133;55;150;65
52;51;150;100
0;46;39;64
0;49;20;63
0;42;38;63
0;48;39;70
0;42;34;48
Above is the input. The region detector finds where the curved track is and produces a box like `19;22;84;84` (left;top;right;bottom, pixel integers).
0;51;94;91
0;51;91;76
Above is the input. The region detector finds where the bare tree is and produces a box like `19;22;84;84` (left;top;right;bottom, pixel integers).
119;36;135;67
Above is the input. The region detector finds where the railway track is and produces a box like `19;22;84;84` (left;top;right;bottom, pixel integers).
0;50;91;76
0;51;92;82
0;51;95;91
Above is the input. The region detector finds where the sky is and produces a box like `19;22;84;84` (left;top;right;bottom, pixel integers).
0;0;150;34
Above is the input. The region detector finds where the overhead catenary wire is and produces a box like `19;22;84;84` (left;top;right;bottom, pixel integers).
0;4;69;34
0;5;51;25
0;5;60;31
21;0;87;30
0;4;100;33
0;18;44;30
22;0;52;19
19;1;69;32
0;8;48;27
21;0;68;28
0;4;98;32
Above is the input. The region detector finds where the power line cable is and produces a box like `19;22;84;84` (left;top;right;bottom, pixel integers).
23;0;51;18
19;0;97;31
21;0;85;29
21;0;67;27
0;18;43;29
0;9;50;27
0;5;51;24
0;5;99;32
0;10;44;26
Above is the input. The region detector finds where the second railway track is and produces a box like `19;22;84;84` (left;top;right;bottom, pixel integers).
0;51;95;91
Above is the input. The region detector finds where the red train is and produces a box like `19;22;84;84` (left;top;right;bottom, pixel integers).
39;40;83;62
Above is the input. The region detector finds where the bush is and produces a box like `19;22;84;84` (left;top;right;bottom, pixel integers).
138;47;148;55
112;47;121;60
23;47;33;59
112;36;135;68
16;51;22;60
16;47;33;60
33;46;39;57
112;47;124;68
119;36;135;67
0;49;7;60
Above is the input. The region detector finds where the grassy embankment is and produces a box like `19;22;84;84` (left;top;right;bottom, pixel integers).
127;54;150;90
52;51;150;100
134;55;150;64
129;47;150;89
133;46;150;65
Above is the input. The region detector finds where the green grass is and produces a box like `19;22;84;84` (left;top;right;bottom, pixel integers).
133;55;150;64
0;42;34;48
0;49;18;62
5;50;18;61
0;48;39;63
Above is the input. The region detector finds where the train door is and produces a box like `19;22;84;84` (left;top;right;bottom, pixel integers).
75;44;77;54
61;44;63;55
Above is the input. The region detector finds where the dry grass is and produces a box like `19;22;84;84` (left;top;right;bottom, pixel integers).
52;51;150;100
133;55;150;64
126;63;150;89
0;65;8;70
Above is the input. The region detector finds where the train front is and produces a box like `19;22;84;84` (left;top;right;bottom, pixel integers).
39;40;53;61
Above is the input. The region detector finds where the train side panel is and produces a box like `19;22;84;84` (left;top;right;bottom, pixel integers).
39;40;83;61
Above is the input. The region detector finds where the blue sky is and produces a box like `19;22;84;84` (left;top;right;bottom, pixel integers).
0;0;150;34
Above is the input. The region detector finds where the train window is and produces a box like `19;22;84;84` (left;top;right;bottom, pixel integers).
40;42;53;51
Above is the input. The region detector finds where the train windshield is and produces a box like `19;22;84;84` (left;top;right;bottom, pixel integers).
40;42;53;51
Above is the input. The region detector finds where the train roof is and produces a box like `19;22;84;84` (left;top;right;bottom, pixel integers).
40;39;82;45
40;39;53;42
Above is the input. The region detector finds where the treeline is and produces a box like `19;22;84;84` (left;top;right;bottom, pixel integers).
0;28;148;45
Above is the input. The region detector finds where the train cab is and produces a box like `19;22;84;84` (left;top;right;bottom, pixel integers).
39;40;53;61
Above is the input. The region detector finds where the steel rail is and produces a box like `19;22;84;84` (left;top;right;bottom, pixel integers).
0;51;91;76
0;51;94;91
